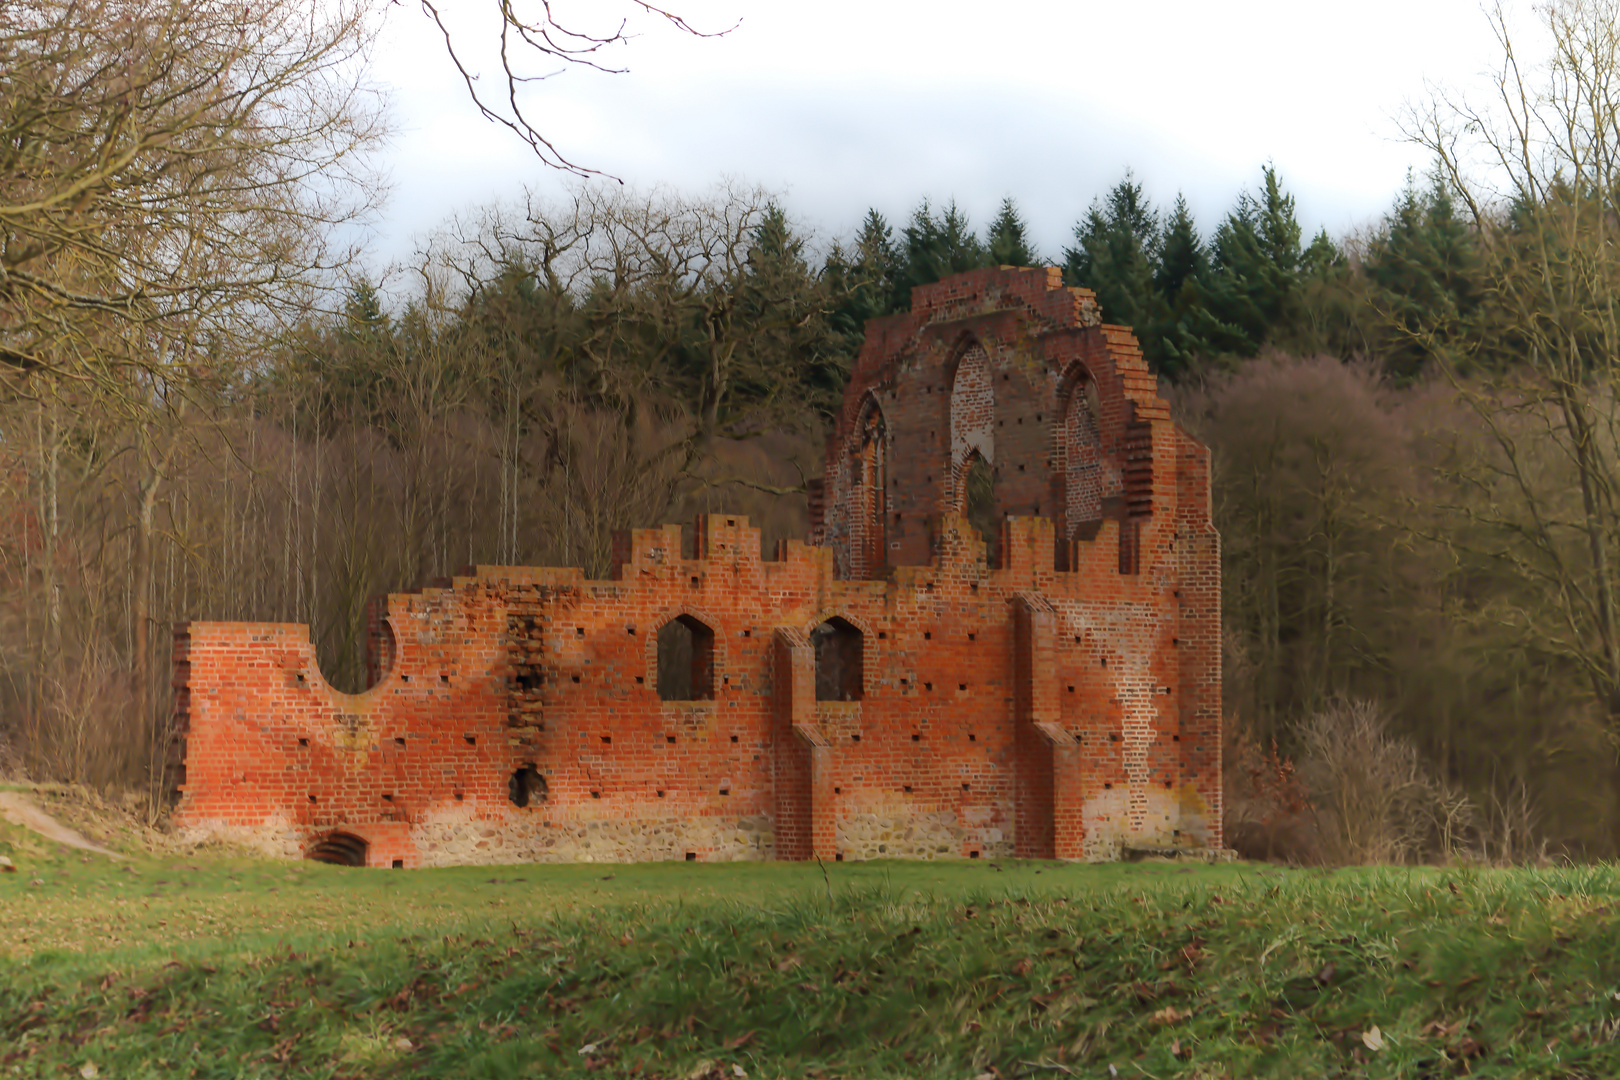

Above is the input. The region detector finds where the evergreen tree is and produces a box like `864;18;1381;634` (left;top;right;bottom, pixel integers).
986;197;1038;267
1201;164;1307;356
1155;194;1208;300
1152;194;1213;377
823;209;907;372
1361;169;1480;380
1063;174;1161;357
739;203;845;418
899;199;987;293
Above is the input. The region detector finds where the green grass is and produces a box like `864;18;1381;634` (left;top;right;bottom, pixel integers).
6;817;1620;1078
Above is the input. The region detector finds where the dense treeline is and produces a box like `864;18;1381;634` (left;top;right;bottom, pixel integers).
8;0;1620;864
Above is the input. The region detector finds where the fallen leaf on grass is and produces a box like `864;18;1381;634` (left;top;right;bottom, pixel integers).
1361;1025;1386;1052
392;1037;413;1052
775;956;801;973
1151;1006;1190;1024
79;1064;98;1079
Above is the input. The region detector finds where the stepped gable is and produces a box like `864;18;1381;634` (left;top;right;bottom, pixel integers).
171;266;1223;868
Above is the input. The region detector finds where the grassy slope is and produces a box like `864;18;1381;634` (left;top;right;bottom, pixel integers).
5;817;1620;1078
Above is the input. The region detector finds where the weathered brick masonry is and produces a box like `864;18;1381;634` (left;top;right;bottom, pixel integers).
172;267;1222;866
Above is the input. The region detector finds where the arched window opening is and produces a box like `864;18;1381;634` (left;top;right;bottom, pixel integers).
812;617;864;701
657;615;715;701
307;832;368;867
962;453;1001;568
509;765;547;807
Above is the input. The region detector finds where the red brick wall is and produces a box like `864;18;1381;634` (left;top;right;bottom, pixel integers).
172;267;1222;865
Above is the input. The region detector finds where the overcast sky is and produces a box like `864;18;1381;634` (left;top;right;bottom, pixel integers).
359;0;1510;274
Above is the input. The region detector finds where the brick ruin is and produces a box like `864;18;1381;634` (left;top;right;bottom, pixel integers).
171;266;1222;867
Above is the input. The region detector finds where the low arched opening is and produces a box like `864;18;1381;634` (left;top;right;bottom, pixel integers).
307;831;368;867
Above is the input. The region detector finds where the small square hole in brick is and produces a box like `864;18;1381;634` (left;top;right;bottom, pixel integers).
571;675;580;683
1104;782;1113;789
600;735;611;744
911;733;920;742
925;682;933;691
924;631;932;640
392;859;404;869
835;853;844;862
878;631;887;639
834;786;842;794
627;626;636;635
576;626;585;635
742;629;751;637
730;734;738;743
1173;829;1181;837
454;792;463;801
394;736;406;746
726;518;735;526
1067;686;1075;693
1163;780;1172;788
464;735;476;745
962;782;970;791
656;790;665;798
307;794;317;803
401;674;410;683
298;737;309;747
1173;734;1181;741
852;734;861;742
690;576;699;586
903;785;912;794
636;675;645;684
968;632;976;641
968;733;976;741
969;850;980;858
666;735;676;744
440;674;449;684
719;788;730;796
382;793;393;801
591;790;601;799
685;851;697;861
958;683;967;691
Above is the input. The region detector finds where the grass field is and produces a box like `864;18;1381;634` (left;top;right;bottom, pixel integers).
6;810;1620;1079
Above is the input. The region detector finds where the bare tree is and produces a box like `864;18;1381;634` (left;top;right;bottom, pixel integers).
0;0;387;392
1405;0;1620;845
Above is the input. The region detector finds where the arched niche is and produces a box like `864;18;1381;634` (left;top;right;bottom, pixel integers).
849;397;888;579
949;341;994;503
811;616;864;701
1054;365;1116;569
657;614;716;701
